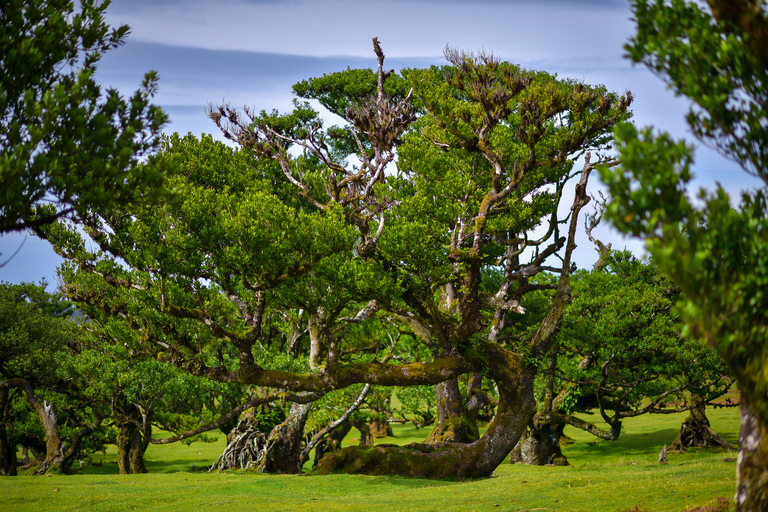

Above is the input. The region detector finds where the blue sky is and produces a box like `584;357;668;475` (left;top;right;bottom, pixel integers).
0;0;759;288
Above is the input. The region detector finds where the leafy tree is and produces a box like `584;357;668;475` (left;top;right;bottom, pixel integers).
0;282;107;475
523;250;733;464
67;336;246;474
42;41;631;478
599;1;768;509
0;0;169;235
0;281;241;476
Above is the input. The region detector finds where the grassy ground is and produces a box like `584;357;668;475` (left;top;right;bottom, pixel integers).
1;406;740;512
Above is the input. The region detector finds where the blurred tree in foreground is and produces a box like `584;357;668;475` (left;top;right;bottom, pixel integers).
600;1;768;509
0;0;169;237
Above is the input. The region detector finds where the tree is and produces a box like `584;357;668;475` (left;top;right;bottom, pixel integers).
599;1;768;509
68;337;246;474
0;282;107;475
539;251;732;461
0;0;169;235
506;247;733;466
42;40;631;478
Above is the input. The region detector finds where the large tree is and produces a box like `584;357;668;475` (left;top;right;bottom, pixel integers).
600;1;768;509
0;0;169;236
42;41;631;478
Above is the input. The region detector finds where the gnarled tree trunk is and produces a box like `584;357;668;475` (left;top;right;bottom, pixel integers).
669;402;734;452
129;416;151;474
425;378;479;445
352;419;374;446
116;420;137;474
0;379;68;474
509;422;568;466
312;420;352;469
258;402;313;474
115;405;152;475
0;379;106;476
314;345;536;479
115;405;149;474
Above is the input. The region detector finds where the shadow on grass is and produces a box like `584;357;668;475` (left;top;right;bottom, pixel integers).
564;427;736;466
79;458;220;475
568;428;680;456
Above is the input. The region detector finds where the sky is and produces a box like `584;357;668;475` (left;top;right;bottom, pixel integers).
0;0;760;289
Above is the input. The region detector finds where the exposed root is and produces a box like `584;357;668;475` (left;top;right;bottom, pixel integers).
209;427;271;471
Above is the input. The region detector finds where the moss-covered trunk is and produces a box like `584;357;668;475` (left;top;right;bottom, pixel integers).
352;419;374;446
314;345;535;479
129;418;150;474
312;420;352;469
509;422;568;466
0;388;17;476
1;379;65;474
735;394;768;511
510;351;568;466
116;421;136;475
116;407;148;474
35;401;64;475
425;378;478;445
258;402;312;474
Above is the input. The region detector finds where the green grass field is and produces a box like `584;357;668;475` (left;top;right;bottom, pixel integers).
1;406;740;512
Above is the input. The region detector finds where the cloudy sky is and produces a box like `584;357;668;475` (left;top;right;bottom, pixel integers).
0;0;759;288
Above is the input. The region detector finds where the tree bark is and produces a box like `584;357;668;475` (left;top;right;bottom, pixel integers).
258;402;312;474
425;378;478;445
0;387;18;476
129;434;148;474
509;422;568;466
735;394;768;511
130;414;151;474
116;421;135;475
35;400;64;475
352;419;374;446
115;405;148;474
119;412;150;474
0;380;65;474
369;417;392;438
312;420;352;468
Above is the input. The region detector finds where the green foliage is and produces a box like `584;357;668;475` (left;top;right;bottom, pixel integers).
40;43;631;478
625;0;768;178
600;0;768;430
0;0;170;234
0;282;112;469
0;281;75;383
393;385;437;427
557;251;731;427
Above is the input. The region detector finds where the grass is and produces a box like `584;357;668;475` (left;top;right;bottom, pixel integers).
1;406;740;512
